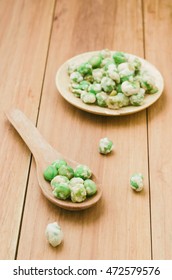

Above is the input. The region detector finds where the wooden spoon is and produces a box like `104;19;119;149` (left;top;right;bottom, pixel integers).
6;108;102;211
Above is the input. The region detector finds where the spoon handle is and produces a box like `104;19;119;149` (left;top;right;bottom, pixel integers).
6;108;57;162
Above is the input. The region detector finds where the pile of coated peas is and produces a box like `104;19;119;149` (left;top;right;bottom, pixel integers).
43;159;97;203
68;49;158;109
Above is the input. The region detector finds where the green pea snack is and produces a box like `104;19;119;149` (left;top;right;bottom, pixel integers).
68;49;159;110
74;164;92;180
130;173;144;192
53;182;71;200
43;165;58;181
51;175;69;189
99;137;113;155
84;179;97;196
58;165;74;179
45;222;63;247
70;184;87;203
51;159;67;170
43;160;97;203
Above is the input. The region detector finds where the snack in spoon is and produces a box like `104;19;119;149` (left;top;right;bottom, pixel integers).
43;160;97;203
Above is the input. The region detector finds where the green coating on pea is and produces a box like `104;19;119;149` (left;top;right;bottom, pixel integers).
58;165;74;179
84;179;97;196
113;52;127;64
77;63;92;76
43;165;58;181
53;182;71;200
51;159;67;170
70;184;87;203
74;164;92;180
89;55;102;68
79;80;90;90
116;83;122;93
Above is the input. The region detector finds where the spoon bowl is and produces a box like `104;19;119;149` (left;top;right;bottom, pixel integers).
6;109;102;211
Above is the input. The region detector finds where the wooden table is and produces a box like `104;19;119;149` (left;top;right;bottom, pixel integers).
0;0;171;260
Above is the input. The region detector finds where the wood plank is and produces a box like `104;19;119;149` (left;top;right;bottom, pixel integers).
0;0;55;259
144;0;172;259
17;0;151;259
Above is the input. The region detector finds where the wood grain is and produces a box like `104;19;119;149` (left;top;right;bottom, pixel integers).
144;0;172;259
17;0;151;259
0;0;55;259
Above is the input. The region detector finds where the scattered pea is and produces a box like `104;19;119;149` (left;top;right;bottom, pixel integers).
99;137;113;155
45;222;63;247
130;173;144;192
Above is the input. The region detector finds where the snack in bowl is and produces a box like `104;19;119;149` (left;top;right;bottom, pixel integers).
56;49;164;116
67;50;159;110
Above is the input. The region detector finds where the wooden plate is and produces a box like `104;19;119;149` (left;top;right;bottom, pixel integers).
55;51;164;116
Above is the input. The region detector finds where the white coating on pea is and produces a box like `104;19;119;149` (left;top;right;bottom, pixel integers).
45;222;63;247
51;175;69;190
74;164;92;180
130;173;144;192
70;184;87;203
99;137;113;154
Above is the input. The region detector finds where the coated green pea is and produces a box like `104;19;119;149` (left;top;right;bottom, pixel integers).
53;182;71;200
70;184;87;203
58;165;74;179
113;52;127;64
77;63;92;76
89;55;102;68
52;159;67;170
84;179;97;196
74;164;92;180
43;165;58;181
